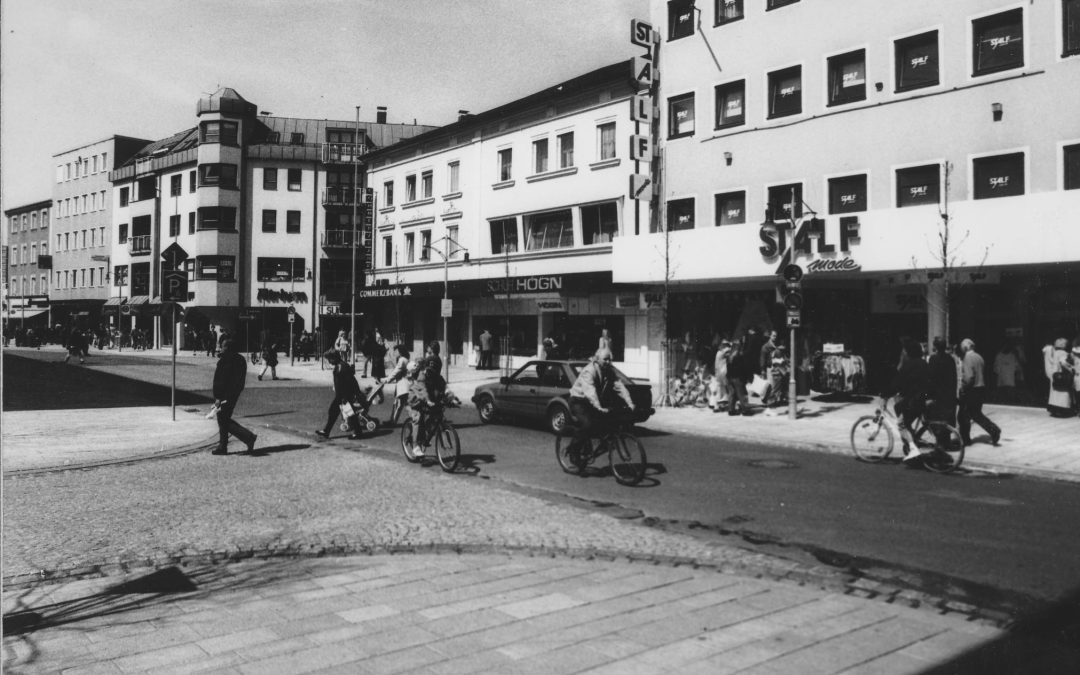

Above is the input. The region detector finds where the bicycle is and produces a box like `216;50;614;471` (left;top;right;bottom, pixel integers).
400;398;460;472
555;411;647;486
850;396;965;473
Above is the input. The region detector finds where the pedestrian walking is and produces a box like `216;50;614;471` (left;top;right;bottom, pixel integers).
360;332;376;377
211;338;257;455
335;330;350;363
298;331;313;362
478;328;493;370
710;339;732;412
958;338;1002;445
1043;338;1075;417
370;330;388;402
598;328;613;353
926;337;959;426
382;344;412;425
315;350;365;440
726;337;753;416
63;327;86;364
258;339;279;380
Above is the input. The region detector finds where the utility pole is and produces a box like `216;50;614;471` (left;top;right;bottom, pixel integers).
350;105;360;365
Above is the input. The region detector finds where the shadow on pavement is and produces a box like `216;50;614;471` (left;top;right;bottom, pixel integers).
244;443;312;457
2;352;211;411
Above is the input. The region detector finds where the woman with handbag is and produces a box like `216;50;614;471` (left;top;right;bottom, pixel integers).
1043;338;1074;418
315;350;364;439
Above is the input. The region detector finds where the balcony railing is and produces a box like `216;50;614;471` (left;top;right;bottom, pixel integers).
321;186;375;207
128;235;152;256
322;229;360;249
321;143;367;164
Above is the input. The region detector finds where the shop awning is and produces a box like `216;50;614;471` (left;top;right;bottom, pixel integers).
103;297;127;306
128;295;150;306
3;309;47;320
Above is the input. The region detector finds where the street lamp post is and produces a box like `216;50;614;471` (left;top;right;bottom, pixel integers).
91;254;115;350
350;105;360;365
425;235;469;387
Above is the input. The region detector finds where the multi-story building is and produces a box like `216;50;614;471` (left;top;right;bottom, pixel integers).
107;88;434;351
51;137;152;329
616;0;1080;392
3;200;54;334
363;61;652;375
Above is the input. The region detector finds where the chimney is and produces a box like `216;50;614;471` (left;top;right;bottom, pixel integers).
376;106;387;124
458;109;470;121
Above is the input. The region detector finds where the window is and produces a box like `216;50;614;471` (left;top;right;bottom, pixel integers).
828;50;866;106
405;233;415;263
533;138;549;174
973;9;1024;76
118;224;128;244
383;180;394;206
169;214;181;237
200;120;238;145
490;218;518;254
421;170;433;199
382;236;393;267
828;174;868;214
767;0;799;9
264;168;278;190
199;163;238;188
287;168;302;191
895;31;939;91
581;202;619;244
598;122;616;160
973;152;1025;199
1066;0;1080;56
668;93;695;138
188;212;196;234
420;231;431;261
498;148;513;181
896;164;940;207
716;0;743;25
290;133;305;145
668;0;695;40
405;174;417;201
119;187;130;207
196;256;235;281
667;198;695;231
767;183;803;220
101;152;107;171
558;132;574;168
262;210;277;233
257;257;305;281
714;191;746;225
447;226;460;255
114;265;128;287
525;210;573;251
169;174;182;196
189;170;197;192
282;209;299;233
197;206;237;230
714;80;746;128
447;161;460;193
768;66;802;118
1065;144;1080;190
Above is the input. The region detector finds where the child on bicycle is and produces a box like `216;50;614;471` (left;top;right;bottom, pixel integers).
566;348;637;455
405;342;447;458
885;339;932;463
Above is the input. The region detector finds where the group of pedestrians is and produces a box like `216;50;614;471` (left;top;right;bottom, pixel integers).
705;327;785;416
1044;337;1080;417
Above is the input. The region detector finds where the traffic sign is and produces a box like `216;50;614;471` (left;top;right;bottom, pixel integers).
120;304;132;316
440;298;453;318
787;315;802;328
161;268;188;302
161;242;189;268
288;304;296;315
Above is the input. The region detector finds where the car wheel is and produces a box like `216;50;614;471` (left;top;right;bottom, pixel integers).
477;394;497;424
547;404;570;435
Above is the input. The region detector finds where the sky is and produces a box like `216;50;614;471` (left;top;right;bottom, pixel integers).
0;0;650;209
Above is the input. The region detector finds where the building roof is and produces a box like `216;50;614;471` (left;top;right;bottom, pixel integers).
196;87;258;117
4;199;53;216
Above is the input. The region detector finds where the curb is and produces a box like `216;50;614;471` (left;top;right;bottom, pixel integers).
2;435;218;477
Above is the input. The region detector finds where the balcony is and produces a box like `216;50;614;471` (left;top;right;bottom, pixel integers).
128;235;152;256
321;143;367;165
322;229;360;249
321;186;374;207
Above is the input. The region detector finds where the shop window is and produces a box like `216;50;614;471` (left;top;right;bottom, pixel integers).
896;164;940;207
714;80;745;128
895;31;939;92
490;218;518;254
714;191;746;226
973;8;1024;76
581;202;619;244
196;256;235;281
558;132;574;168
716;0;743;25
667;197;695;231
257;257;305;282
199;163;238;188
498;148;513;181
264;168;278;191
197;206;237;231
287;168;302;191
1066;0;1080;56
828;50;866;106
1065;144;1080;190
668;0;695;40
524;210;573;251
767;183;803;220
768;65;802;118
828;174;868;214
597;122;616;160
973;152;1025;199
287;210;301;233
533;138;549;174
262;210;277;233
668;93;695;138
170;174;182;196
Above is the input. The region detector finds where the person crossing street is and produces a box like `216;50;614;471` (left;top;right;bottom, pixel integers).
211;338;257;455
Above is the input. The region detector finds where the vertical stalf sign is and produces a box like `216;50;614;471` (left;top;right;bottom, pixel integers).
630;19;657;204
630;19;656;91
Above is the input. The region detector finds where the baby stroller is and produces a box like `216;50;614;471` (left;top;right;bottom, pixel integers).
340;380;388;433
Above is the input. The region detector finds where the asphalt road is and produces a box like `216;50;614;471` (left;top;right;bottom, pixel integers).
6;349;1080;620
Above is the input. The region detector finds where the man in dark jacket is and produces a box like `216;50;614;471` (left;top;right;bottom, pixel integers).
212;338;257;455
726;338;754;416
926;337;958;426
885;339;931;462
316;349;364;440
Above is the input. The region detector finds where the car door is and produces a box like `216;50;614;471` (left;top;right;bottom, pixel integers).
501;362;543;418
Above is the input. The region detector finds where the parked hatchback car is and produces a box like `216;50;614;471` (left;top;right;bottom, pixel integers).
472;360;654;434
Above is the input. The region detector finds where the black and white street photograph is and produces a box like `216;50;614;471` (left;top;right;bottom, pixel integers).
2;0;1079;672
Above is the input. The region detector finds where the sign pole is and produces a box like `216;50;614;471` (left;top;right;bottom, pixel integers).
788;188;798;421
172;303;177;421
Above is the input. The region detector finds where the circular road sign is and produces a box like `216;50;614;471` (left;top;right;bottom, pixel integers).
782;263;804;284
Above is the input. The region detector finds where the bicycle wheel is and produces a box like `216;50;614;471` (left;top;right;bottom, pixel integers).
400;419;421;463
608;432;647;486
555;435;589;475
850;415;893;463
434;421;460;472
916;421;965;473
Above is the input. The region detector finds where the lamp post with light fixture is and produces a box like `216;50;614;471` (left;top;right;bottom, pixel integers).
424;235;469;387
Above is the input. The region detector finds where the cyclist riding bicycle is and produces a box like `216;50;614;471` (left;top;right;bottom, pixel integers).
884;338;932;463
566;348;637;453
406;341;447;458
